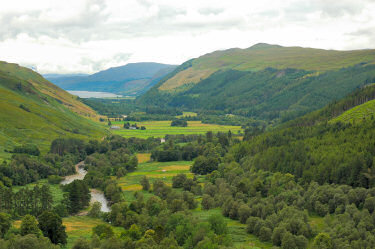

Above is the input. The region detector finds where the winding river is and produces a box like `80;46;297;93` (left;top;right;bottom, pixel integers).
61;161;110;212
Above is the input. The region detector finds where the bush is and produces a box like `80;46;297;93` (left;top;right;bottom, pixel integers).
172;174;187;188
259;227;272;242
171;119;188;127
47;175;63;184
12;144;40;156
92;224;114;239
88;202;102;218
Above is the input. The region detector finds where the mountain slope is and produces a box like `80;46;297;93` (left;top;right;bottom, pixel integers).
46;62;176;96
0;61;107;157
229;84;375;187
138;44;375;123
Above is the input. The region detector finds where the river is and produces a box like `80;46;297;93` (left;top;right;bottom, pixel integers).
61;161;110;212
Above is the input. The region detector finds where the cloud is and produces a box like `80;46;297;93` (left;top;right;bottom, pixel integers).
0;0;374;73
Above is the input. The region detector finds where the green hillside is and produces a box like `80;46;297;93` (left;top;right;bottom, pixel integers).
0;61;107;158
157;43;375;91
331;95;375;123
138;44;375;124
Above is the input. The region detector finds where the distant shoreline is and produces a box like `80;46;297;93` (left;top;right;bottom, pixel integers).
67;90;123;98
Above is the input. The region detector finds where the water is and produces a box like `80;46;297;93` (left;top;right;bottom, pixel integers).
67;90;122;98
61;161;110;212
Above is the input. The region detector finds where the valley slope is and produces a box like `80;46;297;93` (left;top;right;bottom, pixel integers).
0;61;107;157
138;44;375;124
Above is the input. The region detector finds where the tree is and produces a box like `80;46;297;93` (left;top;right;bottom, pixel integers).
281;232;296;249
0;212;11;238
201;194;215;210
92;224;114;239
191;156;219;175
171;120;187;127
128;224;142;240
172;174;187;188
259;227;272;242
6;234;60;249
21;215;41;237
38;211;67;245
364;197;375;213
65;180;90;214
126;156;138;171
208;214;227;235
312;233;333;249
140;176;150;191
72;237;91;249
88;202;102;218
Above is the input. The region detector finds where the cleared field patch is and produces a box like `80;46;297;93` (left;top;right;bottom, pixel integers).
111;120;242;139
331;99;375;124
137;153;151;163
157;165;191;172
122;184;143;191
117;161;192;199
176;112;198;118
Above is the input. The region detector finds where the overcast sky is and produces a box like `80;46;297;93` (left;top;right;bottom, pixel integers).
1;0;375;74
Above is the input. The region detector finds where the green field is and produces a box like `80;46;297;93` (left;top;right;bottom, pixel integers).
117;159;193;201
110;120;242;139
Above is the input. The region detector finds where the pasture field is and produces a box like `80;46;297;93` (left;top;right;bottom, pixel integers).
116;159;193;200
110;120;242;139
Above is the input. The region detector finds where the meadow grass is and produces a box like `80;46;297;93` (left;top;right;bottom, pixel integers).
136;153;151;163
110;120;242;139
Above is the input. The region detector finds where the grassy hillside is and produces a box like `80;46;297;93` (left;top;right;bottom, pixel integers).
331;98;375;123
138;44;375;124
0;61;107;157
158;43;375;91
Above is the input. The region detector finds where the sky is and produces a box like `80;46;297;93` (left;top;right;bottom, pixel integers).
0;0;375;74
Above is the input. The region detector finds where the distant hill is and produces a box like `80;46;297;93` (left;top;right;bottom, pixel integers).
138;43;375;123
0;61;107;158
46;62;176;96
